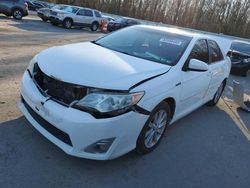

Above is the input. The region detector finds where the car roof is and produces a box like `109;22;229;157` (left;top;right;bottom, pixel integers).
65;5;99;11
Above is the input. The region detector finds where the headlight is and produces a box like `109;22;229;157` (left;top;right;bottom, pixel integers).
27;55;37;76
57;13;65;19
243;58;250;63
74;90;145;118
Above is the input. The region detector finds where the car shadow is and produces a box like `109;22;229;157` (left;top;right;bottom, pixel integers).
0;103;250;187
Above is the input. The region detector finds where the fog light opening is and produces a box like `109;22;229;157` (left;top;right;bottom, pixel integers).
84;138;115;154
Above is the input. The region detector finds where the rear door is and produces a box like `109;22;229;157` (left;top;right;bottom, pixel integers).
206;40;226;98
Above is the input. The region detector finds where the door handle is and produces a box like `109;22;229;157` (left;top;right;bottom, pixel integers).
175;82;181;86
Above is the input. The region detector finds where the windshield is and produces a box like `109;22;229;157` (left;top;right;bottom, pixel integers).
95;27;192;65
63;6;79;13
52;5;67;10
231;42;250;55
115;18;125;23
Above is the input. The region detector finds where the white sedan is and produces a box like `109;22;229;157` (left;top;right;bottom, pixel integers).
19;25;231;160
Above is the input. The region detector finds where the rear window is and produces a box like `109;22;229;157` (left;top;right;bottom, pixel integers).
95;27;192;66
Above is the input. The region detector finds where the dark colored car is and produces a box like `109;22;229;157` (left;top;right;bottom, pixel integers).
26;0;50;11
0;0;28;19
228;41;250;76
107;17;140;32
25;0;37;11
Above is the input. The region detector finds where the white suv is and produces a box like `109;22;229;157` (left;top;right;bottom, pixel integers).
19;26;231;160
49;5;102;31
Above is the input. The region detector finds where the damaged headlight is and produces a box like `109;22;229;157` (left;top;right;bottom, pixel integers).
243;58;250;63
27;55;38;76
74;89;144;118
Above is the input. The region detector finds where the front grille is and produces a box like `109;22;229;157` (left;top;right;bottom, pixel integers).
33;64;87;106
22;97;73;146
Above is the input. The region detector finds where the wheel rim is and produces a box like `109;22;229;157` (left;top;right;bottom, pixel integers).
214;83;224;102
65;21;71;28
14;10;22;19
144;110;167;148
93;24;98;31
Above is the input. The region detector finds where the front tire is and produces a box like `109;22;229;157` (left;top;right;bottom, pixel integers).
207;81;226;106
136;101;171;154
63;18;73;29
12;9;23;20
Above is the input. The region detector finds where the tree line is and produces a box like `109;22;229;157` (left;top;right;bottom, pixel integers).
46;0;250;38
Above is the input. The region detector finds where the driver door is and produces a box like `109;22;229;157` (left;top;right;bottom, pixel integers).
179;39;212;114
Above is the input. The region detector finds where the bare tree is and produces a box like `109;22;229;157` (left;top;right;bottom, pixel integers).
46;0;250;38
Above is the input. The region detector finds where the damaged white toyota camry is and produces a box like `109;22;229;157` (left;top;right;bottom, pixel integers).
19;25;231;160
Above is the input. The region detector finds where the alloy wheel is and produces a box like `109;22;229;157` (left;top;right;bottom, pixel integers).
13;10;22;19
144;110;167;148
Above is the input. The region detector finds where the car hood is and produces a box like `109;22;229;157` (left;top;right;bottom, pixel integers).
37;42;171;90
52;9;70;14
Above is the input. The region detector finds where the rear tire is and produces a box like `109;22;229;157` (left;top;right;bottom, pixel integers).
63;18;73;29
136;101;171;154
12;9;23;20
91;22;99;31
207;80;226;106
42;18;48;22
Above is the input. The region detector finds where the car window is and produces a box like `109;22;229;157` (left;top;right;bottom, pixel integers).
94;11;102;17
95;27;192;66
77;9;85;16
189;39;209;63
84;9;93;17
208;40;224;62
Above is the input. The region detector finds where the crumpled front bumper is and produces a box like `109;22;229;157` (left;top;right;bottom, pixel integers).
19;71;149;160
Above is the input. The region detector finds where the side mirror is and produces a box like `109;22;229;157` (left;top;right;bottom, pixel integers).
188;59;208;72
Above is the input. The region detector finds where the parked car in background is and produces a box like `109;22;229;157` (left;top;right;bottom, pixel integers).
19;25;231;160
49;6;102;31
0;0;28;20
25;0;37;11
228;41;250;76
26;0;54;11
102;15;115;23
26;0;44;10
107;17;140;32
37;4;67;22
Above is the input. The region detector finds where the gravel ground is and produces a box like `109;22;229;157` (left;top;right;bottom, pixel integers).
0;14;250;188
